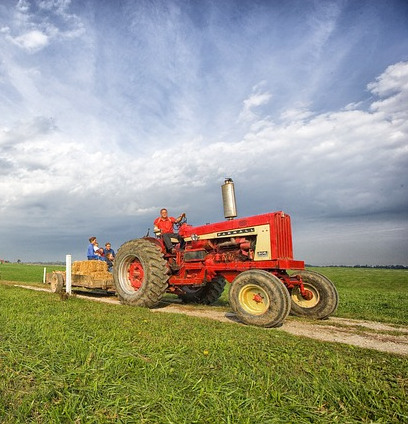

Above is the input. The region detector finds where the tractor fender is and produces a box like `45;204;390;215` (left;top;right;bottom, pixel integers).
143;236;164;250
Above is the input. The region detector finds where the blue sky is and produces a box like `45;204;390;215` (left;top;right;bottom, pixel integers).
0;0;407;265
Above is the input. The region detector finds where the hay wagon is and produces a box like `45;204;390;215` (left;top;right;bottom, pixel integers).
47;260;114;293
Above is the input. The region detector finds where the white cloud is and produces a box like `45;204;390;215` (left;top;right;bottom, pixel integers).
1;61;407;227
38;0;71;13
17;0;30;13
367;61;408;97
9;29;49;52
279;104;314;122
238;88;272;122
368;62;408;133
3;0;84;53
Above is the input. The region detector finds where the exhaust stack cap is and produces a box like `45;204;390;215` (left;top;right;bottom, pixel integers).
222;178;237;220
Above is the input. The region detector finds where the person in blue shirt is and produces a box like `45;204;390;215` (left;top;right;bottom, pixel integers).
87;236;104;260
103;242;115;258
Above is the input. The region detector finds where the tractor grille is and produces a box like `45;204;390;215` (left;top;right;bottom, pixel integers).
273;213;294;259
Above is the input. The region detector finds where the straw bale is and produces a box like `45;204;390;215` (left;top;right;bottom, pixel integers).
93;271;110;279
72;260;112;279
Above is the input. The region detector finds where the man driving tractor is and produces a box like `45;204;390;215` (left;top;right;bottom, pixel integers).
154;208;186;253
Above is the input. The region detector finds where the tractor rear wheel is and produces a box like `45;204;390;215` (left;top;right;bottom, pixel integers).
50;272;64;293
113;238;169;308
289;270;338;319
179;275;226;305
229;270;291;327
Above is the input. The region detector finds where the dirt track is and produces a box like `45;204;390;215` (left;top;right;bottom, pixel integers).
12;284;408;357
151;304;408;356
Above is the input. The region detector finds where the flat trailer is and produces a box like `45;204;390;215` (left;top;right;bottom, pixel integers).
46;260;114;293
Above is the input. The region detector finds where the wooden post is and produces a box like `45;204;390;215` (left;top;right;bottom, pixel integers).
66;255;72;294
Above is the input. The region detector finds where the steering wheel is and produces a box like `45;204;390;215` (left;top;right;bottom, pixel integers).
175;215;187;229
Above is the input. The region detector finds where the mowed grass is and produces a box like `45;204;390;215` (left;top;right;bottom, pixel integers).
0;263;65;284
0;284;407;424
0;264;408;422
310;267;408;325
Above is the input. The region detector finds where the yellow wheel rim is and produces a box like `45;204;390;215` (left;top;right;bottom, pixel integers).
239;284;269;315
291;283;319;308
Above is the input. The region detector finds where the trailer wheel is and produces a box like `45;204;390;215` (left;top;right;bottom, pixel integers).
229;270;291;327
289;270;339;319
113;239;169;308
179;275;226;305
50;272;64;293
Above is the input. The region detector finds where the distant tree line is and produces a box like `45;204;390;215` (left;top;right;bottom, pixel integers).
306;264;407;269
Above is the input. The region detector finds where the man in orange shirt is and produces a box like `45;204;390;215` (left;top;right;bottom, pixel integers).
154;208;186;253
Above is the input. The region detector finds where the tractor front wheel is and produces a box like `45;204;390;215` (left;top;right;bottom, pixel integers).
229;270;291;327
289;270;338;319
113;239;169;308
179;275;226;305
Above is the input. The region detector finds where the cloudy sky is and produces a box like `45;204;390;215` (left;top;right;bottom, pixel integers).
0;0;407;265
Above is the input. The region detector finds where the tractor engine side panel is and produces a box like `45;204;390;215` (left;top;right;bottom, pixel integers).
183;212;297;262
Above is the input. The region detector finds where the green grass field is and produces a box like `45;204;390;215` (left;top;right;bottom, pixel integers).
310;266;408;325
1;263;407;324
0;263;66;283
0;264;407;423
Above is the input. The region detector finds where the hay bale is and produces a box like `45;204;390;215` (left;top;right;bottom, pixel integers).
71;262;81;274
72;260;111;280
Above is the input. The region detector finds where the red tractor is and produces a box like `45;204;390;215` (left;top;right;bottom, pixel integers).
113;179;338;327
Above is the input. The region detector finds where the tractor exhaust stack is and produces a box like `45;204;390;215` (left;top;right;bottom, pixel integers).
222;178;237;220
